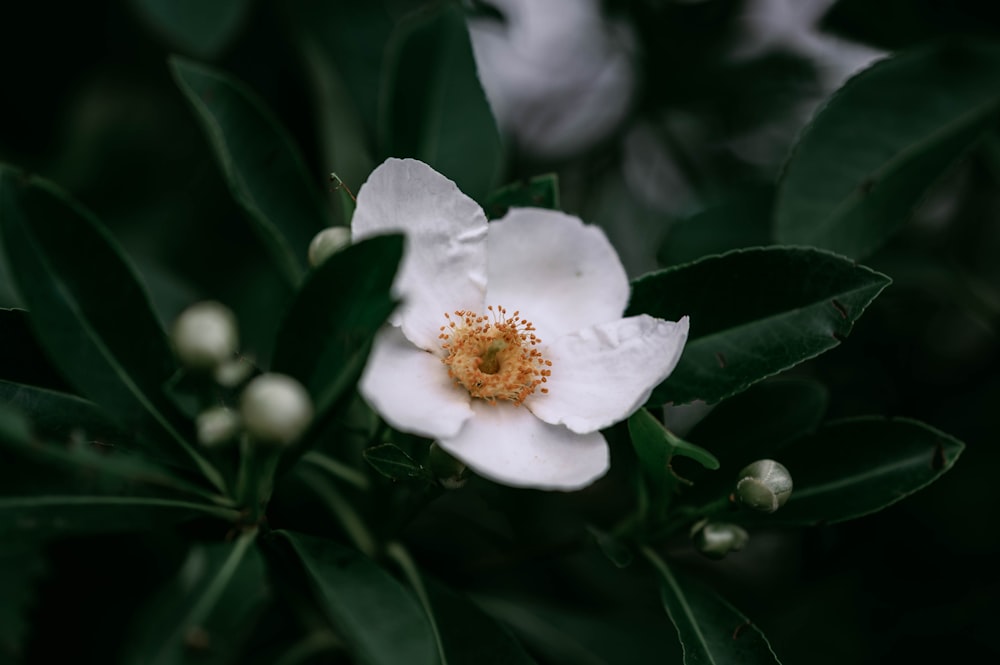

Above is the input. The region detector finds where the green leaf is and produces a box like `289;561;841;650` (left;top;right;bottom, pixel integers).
380;4;504;204
741;417;964;527
422;579;538;665
363;443;432;483
644;548;782;665
0;542;44;661
271;234;402;419
484;174;561;220
271;530;439;665
775;39;1000;258
0;308;70;392
0;166;221;489
0;380;127;447
130;0;252;59
170;56;331;287
122;530;268;665
658;184;774;267
0;405;238;537
628;247;891;405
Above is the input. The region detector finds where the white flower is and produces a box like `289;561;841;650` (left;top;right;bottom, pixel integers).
354;158;688;491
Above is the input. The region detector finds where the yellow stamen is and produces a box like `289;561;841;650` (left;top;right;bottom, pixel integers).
439;305;552;405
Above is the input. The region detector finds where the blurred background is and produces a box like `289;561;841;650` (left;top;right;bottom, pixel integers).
2;0;999;662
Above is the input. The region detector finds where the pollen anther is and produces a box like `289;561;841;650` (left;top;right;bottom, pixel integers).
440;305;551;405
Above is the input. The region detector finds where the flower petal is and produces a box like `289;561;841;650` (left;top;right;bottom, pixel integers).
352;158;488;351
439;401;609;491
527;315;689;433
484;208;629;338
359;326;474;439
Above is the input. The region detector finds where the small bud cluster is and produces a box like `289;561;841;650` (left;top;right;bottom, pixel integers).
171;302;313;448
688;459;794;560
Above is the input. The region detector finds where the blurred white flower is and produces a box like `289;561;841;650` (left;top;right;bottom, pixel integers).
354;158;688;490
467;0;637;160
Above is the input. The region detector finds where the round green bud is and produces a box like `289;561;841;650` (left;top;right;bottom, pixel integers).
427;442;468;489
308;227;352;267
195;406;241;447
240;373;313;446
692;522;750;560
736;459;793;513
171;301;239;372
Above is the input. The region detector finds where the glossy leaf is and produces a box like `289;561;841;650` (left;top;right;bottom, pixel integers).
363;443;432;483
0;166;220;487
741;417;964;527
485;174;560;220
272;530;439;665
380;4;504;204
122;530;268;665
645;548;782;665
130;0;252;58
170;57;331;287
271;234;402;420
775;40;1000;258
628;247;890;405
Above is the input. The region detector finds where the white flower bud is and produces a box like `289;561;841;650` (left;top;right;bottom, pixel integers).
240;373;313;446
195;406;241;447
171;301;239;372
308;227;352;267
692;522;750;560
736;459;793;513
213;357;254;388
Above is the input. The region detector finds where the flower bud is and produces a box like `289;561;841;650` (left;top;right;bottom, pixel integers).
308;227;352;267
427;442;468;489
171;301;239;372
213;357;255;388
692;521;750;560
736;459;793;513
240;373;313;446
195;406;241;447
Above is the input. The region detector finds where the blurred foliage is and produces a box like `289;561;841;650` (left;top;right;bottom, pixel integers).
0;0;997;663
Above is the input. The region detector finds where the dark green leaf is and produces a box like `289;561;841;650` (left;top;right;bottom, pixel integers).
364;443;433;480
423;578;538;665
0;404;237;536
658;184;774;267
587;526;634;569
477;594;680;665
130;0;252;58
628;247;890;404
0;166;221;488
680;379;829;504
741;417;964;527
629;408;719;500
645;549;782;665
0;542;44;661
775;40;1000;258
363;443;432;482
271;530;439;665
821;0;1000;51
380;4;504;204
485;174;561;220
123;530;268;665
271;235;402;420
0;380;127;447
0;308;71;392
170;57;331;287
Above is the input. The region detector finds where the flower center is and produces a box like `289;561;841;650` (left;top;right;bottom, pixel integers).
439;305;552;405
